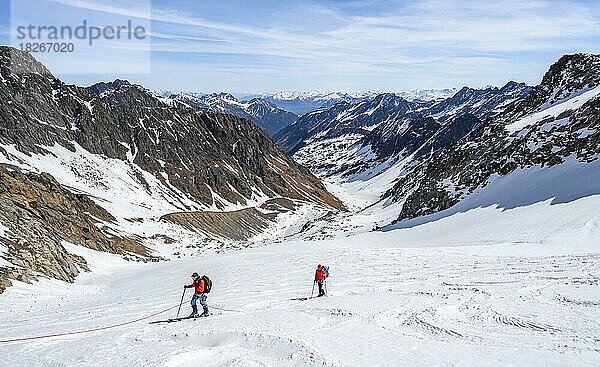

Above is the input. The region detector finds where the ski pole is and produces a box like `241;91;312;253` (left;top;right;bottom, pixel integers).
324;281;328;296
311;281;315;298
176;287;186;319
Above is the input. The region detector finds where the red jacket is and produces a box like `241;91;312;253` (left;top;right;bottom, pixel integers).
186;278;204;294
314;268;326;282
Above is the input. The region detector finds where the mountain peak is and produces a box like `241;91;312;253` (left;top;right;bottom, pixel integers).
215;92;237;101
372;92;411;107
541;53;600;95
247;97;276;108
508;53;600;115
0;46;53;77
89;79;134;95
501;80;526;90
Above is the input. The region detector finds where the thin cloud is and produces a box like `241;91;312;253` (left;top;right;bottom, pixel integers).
39;0;600;91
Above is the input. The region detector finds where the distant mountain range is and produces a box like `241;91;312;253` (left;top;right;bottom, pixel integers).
149;91;298;137
240;89;458;115
150;89;458;120
274;82;531;159
142;89;459;136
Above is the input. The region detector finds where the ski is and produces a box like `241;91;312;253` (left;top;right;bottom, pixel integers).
149;314;210;324
289;296;322;301
151;312;217;324
148;317;191;324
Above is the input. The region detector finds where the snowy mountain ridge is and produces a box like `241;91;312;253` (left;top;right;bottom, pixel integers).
264;89;457;102
102;86;299;137
160;91;299;136
262;89;457;115
153;89;459;120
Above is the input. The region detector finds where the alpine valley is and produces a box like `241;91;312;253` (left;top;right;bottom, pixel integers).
1;46;599;367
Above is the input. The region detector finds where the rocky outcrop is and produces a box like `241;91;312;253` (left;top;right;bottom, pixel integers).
161;198;298;241
507;53;600;116
0;166;150;293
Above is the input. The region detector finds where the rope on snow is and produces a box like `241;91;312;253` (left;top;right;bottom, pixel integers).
0;304;180;344
0;302;246;344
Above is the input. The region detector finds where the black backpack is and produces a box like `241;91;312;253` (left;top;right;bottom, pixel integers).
202;275;212;293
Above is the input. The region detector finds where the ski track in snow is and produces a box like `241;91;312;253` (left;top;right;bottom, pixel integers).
0;238;599;366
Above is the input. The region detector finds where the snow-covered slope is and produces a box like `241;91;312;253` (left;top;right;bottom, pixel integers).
506;84;600;133
0;142;202;219
1;180;599;366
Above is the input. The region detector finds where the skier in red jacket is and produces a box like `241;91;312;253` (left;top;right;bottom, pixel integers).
314;264;327;297
184;272;209;317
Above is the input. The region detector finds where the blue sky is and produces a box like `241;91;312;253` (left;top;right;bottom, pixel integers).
1;0;599;93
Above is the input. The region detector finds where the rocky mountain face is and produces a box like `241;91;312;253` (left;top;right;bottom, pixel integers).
360;82;531;165
385;54;600;222
0;46;342;291
154;91;298;136
0;47;341;210
0;166;150;293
